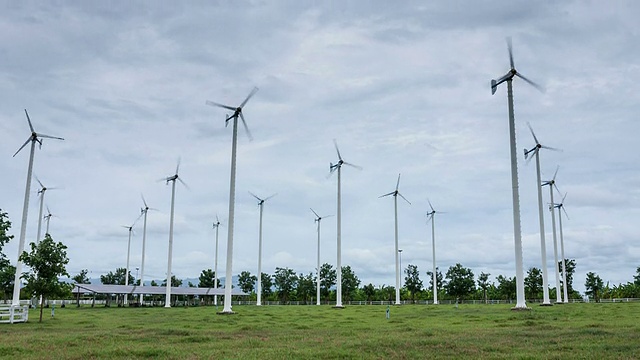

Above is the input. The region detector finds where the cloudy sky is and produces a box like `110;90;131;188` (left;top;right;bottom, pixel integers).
1;2;638;296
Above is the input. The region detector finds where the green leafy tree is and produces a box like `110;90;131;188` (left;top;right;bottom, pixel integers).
634;267;640;287
496;275;516;301
162;275;182;287
150;280;159;286
404;264;423;303
260;272;273;300
0;209;15;300
273;267;297;304
238;270;257;294
444;263;475;300
100;267;134;285
426;267;443;292
585;272;604;302
297;272;315;304
524;267;543;299
341;265;361;302
362;283;376;302
72;269;91;284
477;272;491;304
319;263;336;301
19;234;72;322
198;269;217;288
559;259;577;297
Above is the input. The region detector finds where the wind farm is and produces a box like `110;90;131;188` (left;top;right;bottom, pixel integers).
2;3;638;329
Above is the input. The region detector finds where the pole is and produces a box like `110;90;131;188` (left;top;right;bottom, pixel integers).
335;166;343;308
534;151;551;305
558;209;569;303
221;116;238;314
316;218;321;306
394;196;400;305
257;202;264;306
125;228;132;306
140;210;148;304
548;186;562;303
165;179;176;308
214;222;219;306
431;215;438;305
36;189;45;242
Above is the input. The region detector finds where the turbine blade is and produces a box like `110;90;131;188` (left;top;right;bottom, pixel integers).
515;73;545;93
525;148;538;165
264;193;277;201
561;192;568;204
239;112;253;141
343;161;363;170
427;199;435;213
175;157;181;175
24;109;35;133
37;133;64;141
310;208;320;219
540;145;562;152
141;194;149;208
240;87;259;108
398;192;411;205
35;175;44;189
507;36;514;69
552;165;559;182
177;176;190;190
491;79;497;95
333;139;342;161
379;191;395;198
526;122;539;145
248;191;262;202
13;137;32;157
395;173;401;192
205;100;236;111
562;206;570;220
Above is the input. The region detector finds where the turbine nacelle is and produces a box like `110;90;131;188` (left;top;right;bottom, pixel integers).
490;38;544;96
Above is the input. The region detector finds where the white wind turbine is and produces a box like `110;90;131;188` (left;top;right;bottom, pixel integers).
554;192;570;304
121;218;140;306
11;109;64;306
524;123;561;306
328;139;361;308
212;215;221;306
138;195;156;304
161;160;188;308
250;191;277;306
490;38;543;309
43;206;55;235
379;173;411;306
206;87;258;314
34;176;58;243
542;166;563;303
311;208;333;306
426;200;443;305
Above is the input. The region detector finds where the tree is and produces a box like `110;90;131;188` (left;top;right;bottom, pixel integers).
585;272;604;302
297;272;315;304
273;267;297;304
634;267;640;287
524;267;543;300
362;283;376;302
404;264;423;303
19;234;72;322
426;267;444;292
198;269;217;288
162;275;182;287
496;275;516;301
260;272;273;300
559;259;577;298
0;209;15;300
238;270;257;294
72;269;91;284
319;263;336;301
477;272;491;304
444;263;475;300
100;267;134;285
341;265;361;302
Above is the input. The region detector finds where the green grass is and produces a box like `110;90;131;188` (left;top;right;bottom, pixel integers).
1;303;639;359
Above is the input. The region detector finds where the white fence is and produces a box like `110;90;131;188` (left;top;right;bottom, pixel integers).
0;305;29;324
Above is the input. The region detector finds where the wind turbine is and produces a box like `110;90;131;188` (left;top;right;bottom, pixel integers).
121;220;139;306
490;38;543;309
161;159;187;308
212;215;221;306
206;87;258;314
311;208;333;306
11;109;64;306
554;192;570;303
524;122;560;306
328;139;361;308
138;195;156;304
426;200;442;305
379;173;411;305
542;166;562;303
250;191;276;306
43;206;55;235
35;176;58;243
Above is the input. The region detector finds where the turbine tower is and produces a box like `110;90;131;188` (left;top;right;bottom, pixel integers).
139;195;155;304
542;167;562;303
212;215;221;306
250;191;276;306
206;87;258;314
311;208;332;306
554;192;570;303
426;200;441;305
11;109;64;306
490;38;543;309
379;173;411;305
329;139;361;308
35;176;57;243
524;122;560;306
121;221;138;306
161;160;187;308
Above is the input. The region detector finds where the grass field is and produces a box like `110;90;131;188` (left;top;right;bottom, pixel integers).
1;303;639;359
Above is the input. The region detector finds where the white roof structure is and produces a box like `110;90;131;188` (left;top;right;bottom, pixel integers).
73;284;247;296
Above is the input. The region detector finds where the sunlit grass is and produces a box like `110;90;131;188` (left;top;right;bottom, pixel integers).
1;303;639;359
